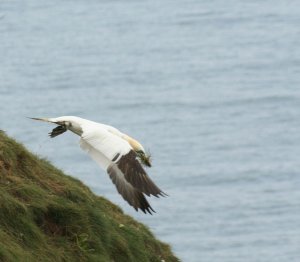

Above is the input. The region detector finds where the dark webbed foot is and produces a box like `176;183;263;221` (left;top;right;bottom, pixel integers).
49;125;67;138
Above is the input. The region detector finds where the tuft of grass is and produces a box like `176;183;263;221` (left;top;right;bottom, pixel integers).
0;131;179;262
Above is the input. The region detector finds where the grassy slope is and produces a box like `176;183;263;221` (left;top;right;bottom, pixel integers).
0;131;179;262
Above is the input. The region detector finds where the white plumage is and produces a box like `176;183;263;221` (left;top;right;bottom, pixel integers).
31;116;165;214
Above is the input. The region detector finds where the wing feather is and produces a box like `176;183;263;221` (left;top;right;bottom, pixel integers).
79;139;111;170
79;124;165;213
116;150;166;197
80;138;155;214
107;164;155;214
81;125;130;161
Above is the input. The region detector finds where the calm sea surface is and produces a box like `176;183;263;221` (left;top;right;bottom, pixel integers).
1;1;300;261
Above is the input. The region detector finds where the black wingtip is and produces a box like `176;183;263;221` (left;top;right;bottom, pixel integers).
140;206;155;215
149;205;156;214
161;191;168;197
138;198;156;215
152;191;168;198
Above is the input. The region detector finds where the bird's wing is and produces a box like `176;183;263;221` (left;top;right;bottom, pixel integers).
80;139;154;214
100;124;145;152
79;139;111;170
79;126;165;213
80;125;130;163
114;150;164;197
107;164;155;214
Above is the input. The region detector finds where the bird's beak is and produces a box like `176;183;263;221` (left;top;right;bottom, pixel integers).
29;117;56;124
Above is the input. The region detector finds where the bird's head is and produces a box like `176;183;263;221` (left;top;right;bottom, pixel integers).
136;150;152;167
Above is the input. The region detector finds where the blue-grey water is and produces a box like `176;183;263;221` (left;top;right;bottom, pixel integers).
1;1;300;261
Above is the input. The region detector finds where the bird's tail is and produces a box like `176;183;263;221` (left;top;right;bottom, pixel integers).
29;117;54;123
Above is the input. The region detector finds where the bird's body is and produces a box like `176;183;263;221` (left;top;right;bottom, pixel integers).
31;116;165;214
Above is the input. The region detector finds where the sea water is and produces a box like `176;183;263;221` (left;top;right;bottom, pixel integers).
1;1;300;261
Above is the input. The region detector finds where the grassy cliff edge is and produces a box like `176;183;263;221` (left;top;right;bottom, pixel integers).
0;131;179;262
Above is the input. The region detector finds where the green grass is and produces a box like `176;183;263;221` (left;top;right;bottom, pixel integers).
0;131;179;262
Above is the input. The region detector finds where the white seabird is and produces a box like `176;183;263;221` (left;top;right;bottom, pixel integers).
31;116;166;214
